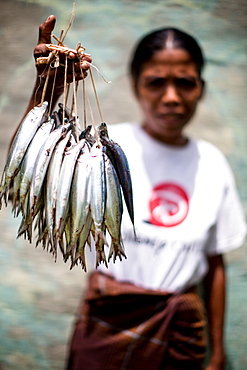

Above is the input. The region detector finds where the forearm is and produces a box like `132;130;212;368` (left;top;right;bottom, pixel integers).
204;254;226;369
24;75;62;116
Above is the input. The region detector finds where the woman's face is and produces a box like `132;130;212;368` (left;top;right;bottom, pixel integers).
135;48;204;145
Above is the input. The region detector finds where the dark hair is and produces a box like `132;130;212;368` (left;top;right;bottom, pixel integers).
129;28;205;89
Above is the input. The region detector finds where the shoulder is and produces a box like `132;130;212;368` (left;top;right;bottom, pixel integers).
195;139;226;160
186;139;238;191
194;139;232;172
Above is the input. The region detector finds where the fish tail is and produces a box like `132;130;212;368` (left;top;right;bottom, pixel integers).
95;248;108;268
58;237;66;258
95;231;108;268
108;240;127;263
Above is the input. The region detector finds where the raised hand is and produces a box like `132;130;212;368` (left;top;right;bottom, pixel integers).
31;15;92;109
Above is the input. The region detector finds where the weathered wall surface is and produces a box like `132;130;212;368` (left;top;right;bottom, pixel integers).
0;1;246;369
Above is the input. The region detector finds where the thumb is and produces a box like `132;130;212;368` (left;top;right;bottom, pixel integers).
38;15;56;45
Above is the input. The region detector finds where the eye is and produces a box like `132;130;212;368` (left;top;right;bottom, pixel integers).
176;78;197;88
145;77;165;89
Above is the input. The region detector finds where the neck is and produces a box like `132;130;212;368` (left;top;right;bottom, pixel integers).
142;125;188;146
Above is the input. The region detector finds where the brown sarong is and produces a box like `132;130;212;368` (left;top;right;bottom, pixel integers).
66;272;206;370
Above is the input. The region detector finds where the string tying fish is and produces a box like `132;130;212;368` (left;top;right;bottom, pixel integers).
0;5;135;271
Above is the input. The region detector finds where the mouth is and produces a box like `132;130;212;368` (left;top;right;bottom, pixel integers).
156;113;184;125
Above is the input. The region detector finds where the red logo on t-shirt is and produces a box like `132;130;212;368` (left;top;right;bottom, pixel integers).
148;182;189;227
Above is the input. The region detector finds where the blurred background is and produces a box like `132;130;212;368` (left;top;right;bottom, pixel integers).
0;0;246;369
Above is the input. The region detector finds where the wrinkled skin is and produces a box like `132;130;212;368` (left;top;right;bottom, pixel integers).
135;48;204;146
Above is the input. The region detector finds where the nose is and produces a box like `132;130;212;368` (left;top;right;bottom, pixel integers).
161;84;180;106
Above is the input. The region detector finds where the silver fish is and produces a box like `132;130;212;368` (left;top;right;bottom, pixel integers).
0;101;48;207
19;119;53;206
68;148;91;258
29;122;70;217
98;122;135;237
55;138;86;239
104;156;126;262
89;144;107;267
45;130;72;245
2;114;132;269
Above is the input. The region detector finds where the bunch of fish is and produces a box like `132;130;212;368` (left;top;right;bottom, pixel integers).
0;102;135;271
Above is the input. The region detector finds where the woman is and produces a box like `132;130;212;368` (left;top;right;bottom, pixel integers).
24;16;246;370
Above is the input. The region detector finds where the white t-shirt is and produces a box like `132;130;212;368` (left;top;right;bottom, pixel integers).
96;123;246;293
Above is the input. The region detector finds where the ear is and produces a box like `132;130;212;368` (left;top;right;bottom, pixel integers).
199;79;205;100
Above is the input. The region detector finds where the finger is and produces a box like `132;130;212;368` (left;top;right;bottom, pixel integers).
67;60;91;73
66;72;88;84
38;15;56;45
34;44;50;60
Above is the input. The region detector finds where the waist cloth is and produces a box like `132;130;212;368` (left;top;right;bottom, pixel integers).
66;271;207;370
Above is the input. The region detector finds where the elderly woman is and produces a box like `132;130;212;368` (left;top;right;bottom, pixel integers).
21;16;246;370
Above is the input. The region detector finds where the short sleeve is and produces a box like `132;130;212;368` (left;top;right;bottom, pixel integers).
205;157;246;256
